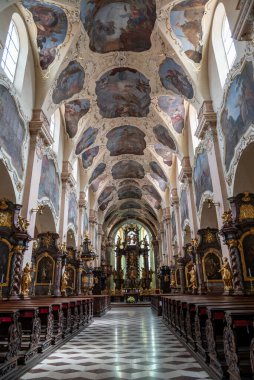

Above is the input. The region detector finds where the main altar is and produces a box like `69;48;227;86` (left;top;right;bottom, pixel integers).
112;224;154;295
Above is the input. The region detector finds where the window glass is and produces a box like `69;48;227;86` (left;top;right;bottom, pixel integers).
1;20;20;82
222;16;236;69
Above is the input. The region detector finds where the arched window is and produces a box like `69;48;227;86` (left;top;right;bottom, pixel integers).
50;113;55;137
1;20;20;82
222;15;236;70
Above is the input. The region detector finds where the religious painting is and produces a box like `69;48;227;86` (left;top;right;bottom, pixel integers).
112;160;145;180
106;125;146;156
75;127;99;155
203;251;222;281
68;191;78;230
82;146;99;169
159;57;194;99
120;201;141;210
38;156;60;215
22;0;68;70
80;0;156;53
153;125;177;151
0;241;10;284
149;161;167;191
0;85;25;178
170;0;209;63
36;256;54;284
193;151;213;210
89;163;106;185
99;197;113;211
154;144;173;166
119;179;139;188
118;186;142;200
96;68;151;118
52;60;85;104
242;234;254;278
91;173;107;192
158;96;185;133
221;61;254;171
65;99;90;139
172;211;177;238
98;186;115;206
180;189;189;227
142;185;161;210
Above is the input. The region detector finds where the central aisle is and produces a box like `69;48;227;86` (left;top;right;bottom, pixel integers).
21;307;211;380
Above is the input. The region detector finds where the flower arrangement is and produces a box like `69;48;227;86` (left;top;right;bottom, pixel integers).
126;296;136;303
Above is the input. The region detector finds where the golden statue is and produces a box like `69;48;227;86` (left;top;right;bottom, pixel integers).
21;263;32;296
170;272;176;286
18;216;30;232
141;267;147;279
222;210;233;225
61;270;69;294
129;266;137;280
164;273;170;283
219;257;233;291
188;266;197;289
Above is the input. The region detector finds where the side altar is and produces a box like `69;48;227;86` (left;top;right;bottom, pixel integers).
112;224;154;293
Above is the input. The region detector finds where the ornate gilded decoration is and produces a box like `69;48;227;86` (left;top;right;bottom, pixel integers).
188;265;197;290
242;192;251;202
0;199;9;210
18;215;30;232
21;263;32;296
205;231;215;244
238;229;254;281
222;210;233;225
0;211;12;228
239;204;254;221
61;270;69;295
202;249;223;282
42;234;52;249
219;257;233;291
35;253;55;286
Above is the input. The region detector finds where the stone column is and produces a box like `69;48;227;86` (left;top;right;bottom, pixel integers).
164;207;173;265
97;223;103;265
196;101;229;257
59;161;75;242
22;110;53;263
53;256;62;297
179;157;198;235
78;191;87;247
152;239;160;288
171;188;183;254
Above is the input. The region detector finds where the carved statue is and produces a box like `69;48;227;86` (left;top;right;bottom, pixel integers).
21;263;32;296
113;269;118;280
61;270;69;294
116;235;121;247
141;267;147;279
119;268;124;279
188;266;197;289
170;272;176;286
18;216;30;232
164;273;170;283
222;210;233;226
129;266;137;280
219;257;233;291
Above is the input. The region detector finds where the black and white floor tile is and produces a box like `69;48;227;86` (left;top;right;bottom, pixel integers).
20;308;211;380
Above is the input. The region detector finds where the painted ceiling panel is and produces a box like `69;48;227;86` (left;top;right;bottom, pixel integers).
159;57;193;99
89;162;106;184
98;186;116;206
22;0;68;70
52;61;85;104
153;125;177;151
96;68;151;118
65;99;90;139
158;96;185;134
80;0;156;53
154;144;173;166
75;127;98;155
112;160;145;179
120;201;142;210
170;0;209;63
106;125;146;156
149;161;168;191
118;186;142;200
82;146;99;169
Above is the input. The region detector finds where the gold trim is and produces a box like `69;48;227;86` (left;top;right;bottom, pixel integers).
239;228;254;281
185;262;193;288
0;210;12;228
202;249;223;283
175;268;180;287
0;238;13;287
239;204;254;221
35;252;55;286
66;264;76;289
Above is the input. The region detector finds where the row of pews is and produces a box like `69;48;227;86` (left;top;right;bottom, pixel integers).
161;295;254;380
0;295;110;378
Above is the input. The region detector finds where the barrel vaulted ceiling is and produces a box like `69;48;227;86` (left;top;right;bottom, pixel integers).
17;0;217;231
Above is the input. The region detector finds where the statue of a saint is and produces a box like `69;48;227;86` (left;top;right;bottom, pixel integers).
129;266;137;280
61;270;69;294
219;257;233;291
141;267;146;279
21;263;32;296
188;266;197;289
164;273;170;282
170;272;176;286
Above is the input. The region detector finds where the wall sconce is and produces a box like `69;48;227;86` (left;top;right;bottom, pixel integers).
31;204;45;215
205;199;220;209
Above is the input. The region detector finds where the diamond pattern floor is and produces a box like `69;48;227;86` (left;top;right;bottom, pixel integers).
20;307;212;380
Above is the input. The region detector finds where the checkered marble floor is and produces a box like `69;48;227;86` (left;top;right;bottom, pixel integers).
20;307;212;380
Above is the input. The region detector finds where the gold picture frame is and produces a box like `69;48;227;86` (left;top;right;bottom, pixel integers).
238;228;254;281
35;252;55;286
202;249;223;283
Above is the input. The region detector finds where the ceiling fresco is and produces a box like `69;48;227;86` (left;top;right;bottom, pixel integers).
80;0;156;54
96;68;151;118
75;127;98;155
153;125;177;151
106;125;146;156
98;186;116;206
119;179;139;188
22;0;68;70
120;201;142;210
89;163;106;185
99;197;113;211
112;160;145;180
159;57;194;99
52;60;85;104
149;161;168;191
118;186;142;200
82;146;99;169
142;184;161;210
158;96;185;134
170;0;209;63
65;99;90;139
154;144;173;166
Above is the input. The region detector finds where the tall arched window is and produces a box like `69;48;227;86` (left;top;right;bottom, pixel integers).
1;20;20;82
222;15;236;70
50;113;55;137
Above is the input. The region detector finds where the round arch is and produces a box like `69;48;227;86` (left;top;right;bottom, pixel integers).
34;205;56;237
0;161;16;202
233;142;254;196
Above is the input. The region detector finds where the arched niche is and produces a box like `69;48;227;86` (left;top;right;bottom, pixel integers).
34;205;56;237
233;142;254;196
0;161;16;202
66;228;76;248
200;201;218;229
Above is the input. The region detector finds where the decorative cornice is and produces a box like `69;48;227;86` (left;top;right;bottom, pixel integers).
61;161;76;187
179;156;192;183
195;101;217;140
171;188;179;206
29;109;53;147
233;0;254;41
